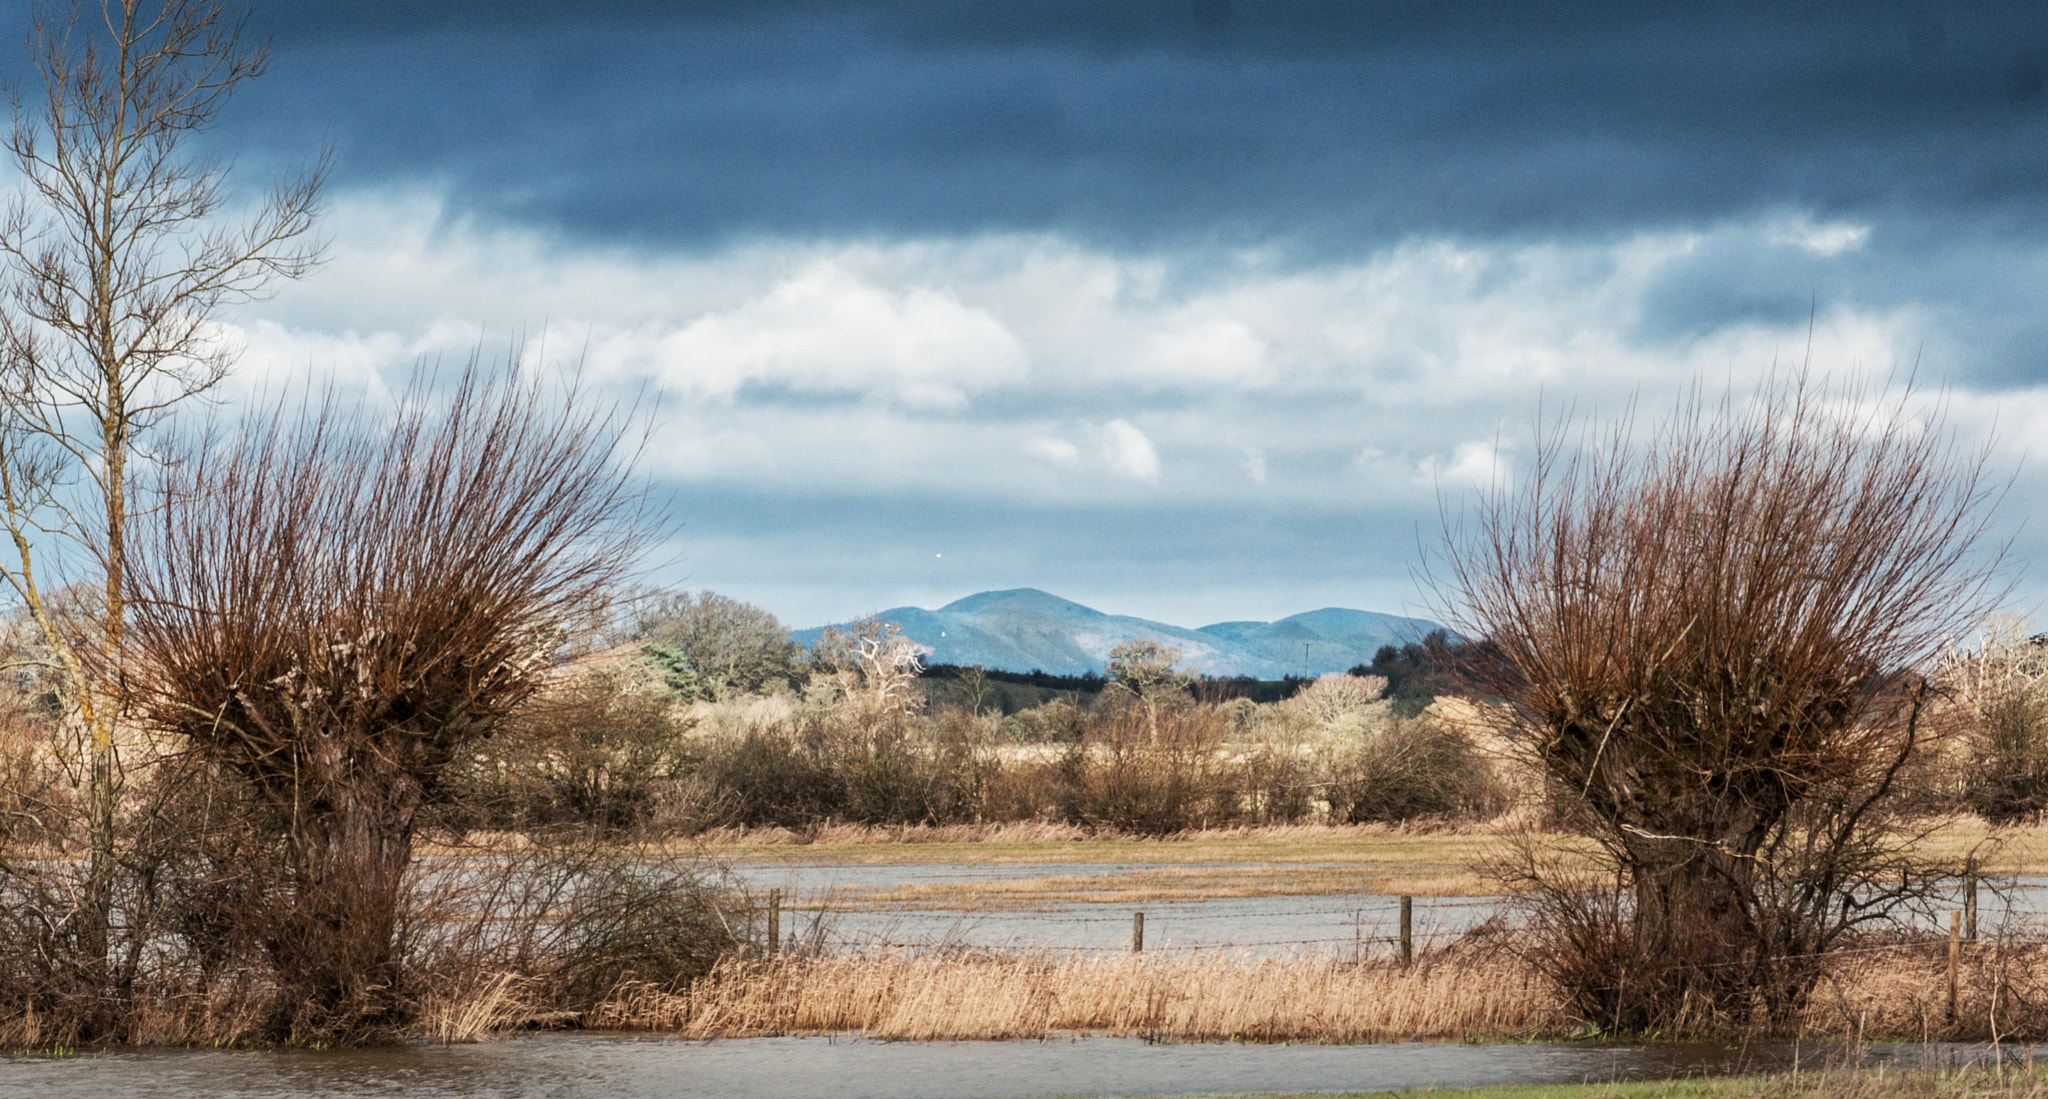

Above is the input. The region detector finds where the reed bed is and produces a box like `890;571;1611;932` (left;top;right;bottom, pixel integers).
0;974;278;1050
566;936;2048;1045
13;937;2048;1048
1803;940;2048;1042
587;949;1562;1041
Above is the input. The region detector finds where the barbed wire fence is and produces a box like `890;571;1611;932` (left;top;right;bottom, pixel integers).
763;881;2048;960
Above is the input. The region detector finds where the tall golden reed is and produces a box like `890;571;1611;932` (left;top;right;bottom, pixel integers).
576;938;2048;1044
588;950;1559;1041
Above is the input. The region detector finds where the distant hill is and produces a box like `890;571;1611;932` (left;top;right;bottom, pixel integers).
791;588;1442;678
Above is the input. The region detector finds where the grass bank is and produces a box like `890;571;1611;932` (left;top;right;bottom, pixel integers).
1133;1064;2048;1098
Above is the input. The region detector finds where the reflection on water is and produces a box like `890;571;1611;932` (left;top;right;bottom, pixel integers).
0;1034;2033;1099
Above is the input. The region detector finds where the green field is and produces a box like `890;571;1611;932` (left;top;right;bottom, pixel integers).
1119;1064;2048;1099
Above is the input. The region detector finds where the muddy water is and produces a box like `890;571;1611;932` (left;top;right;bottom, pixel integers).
0;1035;2026;1099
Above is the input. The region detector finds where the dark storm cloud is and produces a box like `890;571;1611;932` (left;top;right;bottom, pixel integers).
194;1;2048;254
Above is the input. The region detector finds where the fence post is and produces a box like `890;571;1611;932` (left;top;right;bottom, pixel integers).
767;888;781;958
1132;911;1145;954
1399;896;1413;970
1965;866;1979;944
1947;910;1961;1022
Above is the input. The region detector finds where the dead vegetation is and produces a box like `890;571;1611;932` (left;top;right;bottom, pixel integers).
558;930;2048;1044
590;946;1558;1041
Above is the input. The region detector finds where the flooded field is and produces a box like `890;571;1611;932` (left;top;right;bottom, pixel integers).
732;855;2048;958
731;858;1485;955
1;1034;2031;1099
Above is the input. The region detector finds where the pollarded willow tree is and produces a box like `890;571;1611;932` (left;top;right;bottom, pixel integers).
1443;374;2004;1033
123;364;643;1041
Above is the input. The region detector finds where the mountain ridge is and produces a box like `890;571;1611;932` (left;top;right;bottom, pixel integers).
791;588;1442;678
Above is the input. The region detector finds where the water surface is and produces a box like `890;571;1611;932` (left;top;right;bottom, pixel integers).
733;858;2048;957
0;1034;2026;1099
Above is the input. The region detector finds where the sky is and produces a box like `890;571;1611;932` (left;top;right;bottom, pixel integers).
18;0;2047;630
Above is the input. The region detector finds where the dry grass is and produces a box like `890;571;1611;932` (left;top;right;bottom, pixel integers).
414;971;542;1045
561;933;2048;1044
1803;939;2048;1043
588;948;1558;1041
678;821;1564;891
15;933;2048;1049
826;863;1497;910
664;820;1591;906
0;975;277;1050
1912;820;2048;876
657;820;2048;904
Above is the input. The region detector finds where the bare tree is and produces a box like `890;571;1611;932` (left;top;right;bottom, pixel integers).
0;0;324;972
1940;614;2048;823
1443;375;2004;1032
1107;638;1188;740
810;617;931;726
123;363;642;1040
636;589;798;700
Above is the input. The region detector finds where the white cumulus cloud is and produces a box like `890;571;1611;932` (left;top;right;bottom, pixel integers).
1420;439;1510;488
212;189;2010;513
1027;436;1081;466
594;264;1027;409
1101;419;1161;482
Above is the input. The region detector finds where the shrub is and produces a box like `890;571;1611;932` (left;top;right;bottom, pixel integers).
689;727;846;827
1326;715;1499;824
447;668;697;835
1942;615;2048;824
1064;693;1233;831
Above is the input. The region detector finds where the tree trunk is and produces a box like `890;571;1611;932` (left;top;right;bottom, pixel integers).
266;767;422;1041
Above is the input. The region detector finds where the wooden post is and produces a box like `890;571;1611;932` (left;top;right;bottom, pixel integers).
1399;896;1414;970
1947;910;1961;1022
1965;868;1979;944
1132;911;1145;954
767;888;781;958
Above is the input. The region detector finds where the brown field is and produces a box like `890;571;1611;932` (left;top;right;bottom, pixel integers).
673;821;1554;903
822;862;1489;910
567;819;2048;909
